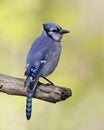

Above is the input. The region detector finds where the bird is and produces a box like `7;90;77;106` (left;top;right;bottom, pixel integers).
24;22;69;120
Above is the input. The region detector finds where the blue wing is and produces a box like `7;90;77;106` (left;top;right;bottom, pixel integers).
24;59;46;89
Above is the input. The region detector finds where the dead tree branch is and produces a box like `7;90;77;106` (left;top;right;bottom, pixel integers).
0;74;72;103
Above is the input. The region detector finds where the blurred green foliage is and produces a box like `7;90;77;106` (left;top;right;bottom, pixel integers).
0;0;104;130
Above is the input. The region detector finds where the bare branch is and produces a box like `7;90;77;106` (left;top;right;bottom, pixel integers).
0;74;72;103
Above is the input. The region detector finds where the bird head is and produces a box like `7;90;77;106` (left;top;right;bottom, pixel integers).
43;23;69;42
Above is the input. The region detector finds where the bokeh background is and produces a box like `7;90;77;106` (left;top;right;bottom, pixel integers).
0;0;104;130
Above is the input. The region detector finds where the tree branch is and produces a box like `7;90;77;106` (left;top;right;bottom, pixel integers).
0;74;72;103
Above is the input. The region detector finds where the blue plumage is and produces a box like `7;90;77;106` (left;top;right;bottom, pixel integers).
24;22;69;120
26;89;32;120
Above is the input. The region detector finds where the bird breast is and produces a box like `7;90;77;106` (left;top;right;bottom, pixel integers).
41;42;61;76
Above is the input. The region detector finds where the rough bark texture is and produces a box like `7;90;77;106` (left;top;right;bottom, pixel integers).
0;74;72;103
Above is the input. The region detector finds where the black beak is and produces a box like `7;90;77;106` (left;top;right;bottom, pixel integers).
60;29;70;34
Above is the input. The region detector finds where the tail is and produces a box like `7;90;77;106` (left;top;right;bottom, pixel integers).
26;89;33;120
25;77;39;120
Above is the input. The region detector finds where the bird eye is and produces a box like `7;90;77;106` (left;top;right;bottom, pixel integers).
52;29;57;32
51;29;58;32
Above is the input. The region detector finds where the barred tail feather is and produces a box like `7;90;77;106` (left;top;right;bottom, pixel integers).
25;76;39;120
26;89;33;120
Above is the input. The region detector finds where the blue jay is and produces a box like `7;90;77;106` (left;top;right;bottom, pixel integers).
24;22;69;120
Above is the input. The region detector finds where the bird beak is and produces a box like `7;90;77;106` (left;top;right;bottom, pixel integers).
59;29;70;34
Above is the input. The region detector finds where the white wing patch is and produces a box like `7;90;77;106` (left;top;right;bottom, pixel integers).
40;60;46;63
29;76;33;81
